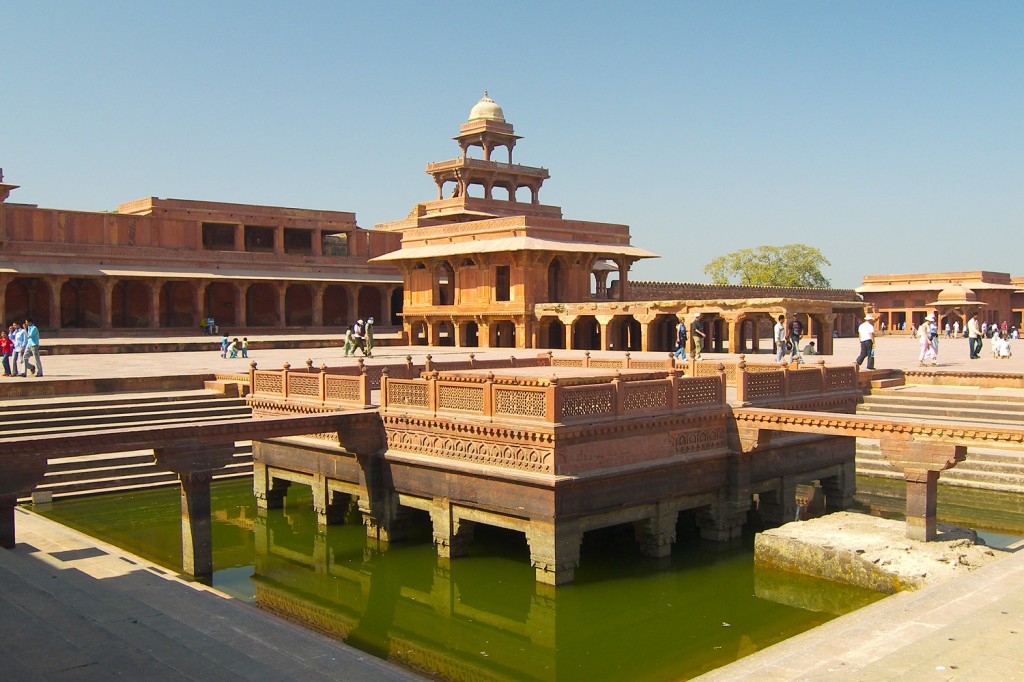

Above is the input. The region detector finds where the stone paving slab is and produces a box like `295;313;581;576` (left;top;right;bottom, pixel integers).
695;542;1024;680
1;508;423;681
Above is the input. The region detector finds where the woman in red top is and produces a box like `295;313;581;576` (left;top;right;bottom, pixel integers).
0;331;12;376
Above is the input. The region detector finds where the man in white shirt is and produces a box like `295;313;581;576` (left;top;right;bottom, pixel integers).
773;314;787;363
855;313;876;368
967;314;981;359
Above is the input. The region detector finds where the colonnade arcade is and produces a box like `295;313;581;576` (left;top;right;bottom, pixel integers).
0;275;402;331
405;309;842;354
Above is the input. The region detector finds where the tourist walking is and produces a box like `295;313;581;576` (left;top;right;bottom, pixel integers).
364;317;375;357
0;331;12;377
342;328;355;357
927;313;939;365
855;313;876;369
787;314;804;364
773;314;787;363
690;313;705;361
219;333;229;359
918;314;937;366
21;318;42;377
10;323;24;376
953;320;961;337
968;314;982;359
672;318;688;360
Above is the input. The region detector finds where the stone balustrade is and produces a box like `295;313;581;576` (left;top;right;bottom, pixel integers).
381;369;726;424
734;359;858;404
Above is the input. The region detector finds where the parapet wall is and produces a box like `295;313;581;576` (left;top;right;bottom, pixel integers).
629;280;861;303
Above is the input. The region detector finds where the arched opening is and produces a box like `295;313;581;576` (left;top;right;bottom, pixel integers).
547;258;565;303
491;320;516;348
112;280;150;328
462;321;480;347
60;279;102;328
544;319;565;349
160;281;193;328
323;285;350;327
651;314;677;353
357;286;382;321
492;184;512;201
514;186;532;203
434;262;455;306
411;321;429;346
206;282;237;327
246;283;278;326
436;320;455;346
160;281;195;328
573;316;601;350
5;278;51;330
608;316;641;351
390;287;403;326
285;284;313;326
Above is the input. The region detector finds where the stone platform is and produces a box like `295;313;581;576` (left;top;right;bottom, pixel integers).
755;511;1006;593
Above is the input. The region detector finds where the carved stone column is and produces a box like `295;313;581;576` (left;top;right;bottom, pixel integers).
526;520;583;585
154;441;235;578
46;277;64;330
100;279;116;329
149;279;164;328
430;498;476;559
878;436;966;541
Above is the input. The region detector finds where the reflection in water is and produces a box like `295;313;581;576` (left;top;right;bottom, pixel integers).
37;481;885;681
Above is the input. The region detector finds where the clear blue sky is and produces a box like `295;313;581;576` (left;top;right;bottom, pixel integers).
4;1;1022;288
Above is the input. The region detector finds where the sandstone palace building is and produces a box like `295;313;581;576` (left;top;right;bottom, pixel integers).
372;93;863;354
0;174;402;332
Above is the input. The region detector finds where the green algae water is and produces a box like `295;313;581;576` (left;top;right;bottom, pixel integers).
37;480;884;681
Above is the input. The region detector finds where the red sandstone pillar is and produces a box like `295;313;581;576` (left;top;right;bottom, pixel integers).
179;471;214;577
149;279;163;328
905;469;939;541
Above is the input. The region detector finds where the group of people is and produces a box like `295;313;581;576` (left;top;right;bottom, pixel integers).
218;334;248;359
672;313;708;361
343;317;374;357
201;317;219;335
673;312;810;364
0;318;43;377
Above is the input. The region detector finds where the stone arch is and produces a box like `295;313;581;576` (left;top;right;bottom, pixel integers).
410;320;429;346
650;314;678;353
206;282;237;326
323;284;350;327
160;281;196;328
490;320;516;348
608;316;641;351
434;261;455;306
539;318;565;349
112;280;150;328
285;284;313;326
462;321;480;347
390;287;404;325
436;320;455;346
572;316;601;350
547;257;566;303
60;279;102;328
357;286;382;321
246;283;278;326
5;278;51;329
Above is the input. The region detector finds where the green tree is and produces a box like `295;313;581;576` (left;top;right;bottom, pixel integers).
704;244;831;288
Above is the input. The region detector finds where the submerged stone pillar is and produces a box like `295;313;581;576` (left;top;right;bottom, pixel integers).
252;460;289;510
635;504;678;558
429;498;476;559
905;469;939;541
878;437;966;541
526;521;583;586
695;495;749;541
155;442;235;579
178;471;214;577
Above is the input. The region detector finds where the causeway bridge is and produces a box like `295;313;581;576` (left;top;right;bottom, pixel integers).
3;353;1011;585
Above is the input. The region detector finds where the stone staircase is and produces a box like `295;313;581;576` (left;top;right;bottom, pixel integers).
3;390;254;500
856;386;1024;494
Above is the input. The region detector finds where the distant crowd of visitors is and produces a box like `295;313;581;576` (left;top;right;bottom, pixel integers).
0;318;43;377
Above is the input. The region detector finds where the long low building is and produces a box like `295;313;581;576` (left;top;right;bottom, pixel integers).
0;181;403;333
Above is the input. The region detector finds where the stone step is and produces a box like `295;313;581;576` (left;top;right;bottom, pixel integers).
40;451;254;485
0;409;252;439
0;388;230;413
858;402;1024;424
0;403;251;435
864;388;1024;405
45;445;255;474
861;392;1024;410
31;460;254;500
0;395;249;423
